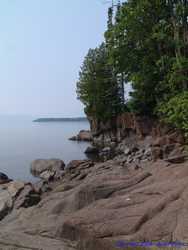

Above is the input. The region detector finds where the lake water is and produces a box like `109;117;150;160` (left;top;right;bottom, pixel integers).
0;116;90;181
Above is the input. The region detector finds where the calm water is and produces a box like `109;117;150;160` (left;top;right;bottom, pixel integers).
0;116;90;181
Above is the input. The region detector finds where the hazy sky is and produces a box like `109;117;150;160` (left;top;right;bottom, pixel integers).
0;0;108;117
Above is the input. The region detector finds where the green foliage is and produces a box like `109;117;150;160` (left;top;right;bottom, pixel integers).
157;92;188;136
76;43;123;121
77;0;188;134
168;57;188;92
105;0;188;116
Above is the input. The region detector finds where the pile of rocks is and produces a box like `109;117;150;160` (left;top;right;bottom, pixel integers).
110;135;152;166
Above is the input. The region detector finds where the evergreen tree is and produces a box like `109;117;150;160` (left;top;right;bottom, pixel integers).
77;43;122;121
77;0;188;134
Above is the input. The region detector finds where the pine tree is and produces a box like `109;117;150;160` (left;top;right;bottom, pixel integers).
77;43;122;121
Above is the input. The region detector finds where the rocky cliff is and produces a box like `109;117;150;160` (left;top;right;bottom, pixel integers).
89;113;186;163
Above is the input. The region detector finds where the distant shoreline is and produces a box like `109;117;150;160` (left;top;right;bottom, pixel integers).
33;117;88;122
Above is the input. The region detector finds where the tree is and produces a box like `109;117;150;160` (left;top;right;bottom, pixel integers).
77;43;122;121
77;0;188;135
105;0;188;115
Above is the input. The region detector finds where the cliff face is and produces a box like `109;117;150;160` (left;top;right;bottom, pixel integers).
89;113;185;162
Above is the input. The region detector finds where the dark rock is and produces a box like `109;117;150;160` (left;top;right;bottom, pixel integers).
69;136;77;141
131;146;139;153
84;146;98;154
0;173;11;184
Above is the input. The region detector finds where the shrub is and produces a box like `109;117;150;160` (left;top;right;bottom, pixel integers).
157;92;188;137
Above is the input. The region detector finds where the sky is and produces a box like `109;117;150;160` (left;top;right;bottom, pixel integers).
0;0;109;117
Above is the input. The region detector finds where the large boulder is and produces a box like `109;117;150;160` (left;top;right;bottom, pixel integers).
84;146;98;154
30;159;65;181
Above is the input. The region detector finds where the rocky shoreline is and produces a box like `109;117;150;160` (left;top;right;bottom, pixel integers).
1;156;188;249
0;113;187;249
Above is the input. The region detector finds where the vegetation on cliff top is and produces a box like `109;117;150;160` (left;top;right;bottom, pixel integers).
77;0;188;134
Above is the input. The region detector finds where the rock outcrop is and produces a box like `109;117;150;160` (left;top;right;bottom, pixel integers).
0;158;188;249
84;146;98;154
89;113;186;163
69;130;92;142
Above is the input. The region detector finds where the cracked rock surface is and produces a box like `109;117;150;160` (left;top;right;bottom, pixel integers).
0;159;188;249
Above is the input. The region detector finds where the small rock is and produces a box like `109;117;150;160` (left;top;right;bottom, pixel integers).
144;147;152;156
101;147;111;153
124;147;131;156
131;146;139;153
